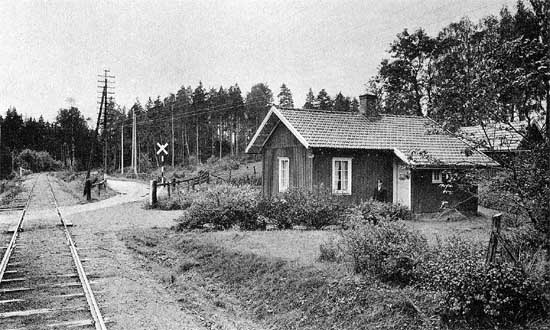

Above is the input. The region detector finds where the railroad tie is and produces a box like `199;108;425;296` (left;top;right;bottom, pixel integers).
0;306;88;319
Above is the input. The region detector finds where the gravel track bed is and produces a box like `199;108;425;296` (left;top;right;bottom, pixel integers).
2;173;208;330
0;175;95;330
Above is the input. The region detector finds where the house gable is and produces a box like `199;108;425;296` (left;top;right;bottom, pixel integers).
261;124;312;197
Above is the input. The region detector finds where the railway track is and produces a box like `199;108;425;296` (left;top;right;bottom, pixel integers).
0;175;107;330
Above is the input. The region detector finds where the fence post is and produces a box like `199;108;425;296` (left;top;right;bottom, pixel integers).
150;180;158;207
485;213;502;265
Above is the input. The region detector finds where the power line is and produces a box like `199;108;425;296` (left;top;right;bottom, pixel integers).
121;97;270;127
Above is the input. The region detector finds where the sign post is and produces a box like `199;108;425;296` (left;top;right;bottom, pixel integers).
156;142;169;183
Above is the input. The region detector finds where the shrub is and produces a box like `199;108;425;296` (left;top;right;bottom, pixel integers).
342;220;428;285
421;236;549;327
176;184;262;230
257;188;347;229
438;263;547;327
17;149;62;172
318;238;344;262
348;200;413;225
420;236;485;291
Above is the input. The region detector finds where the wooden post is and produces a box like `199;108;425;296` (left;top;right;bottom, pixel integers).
150;180;157;207
486;213;502;265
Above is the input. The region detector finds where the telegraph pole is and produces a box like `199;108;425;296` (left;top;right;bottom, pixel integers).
171;102;175;167
0;124;2;177
131;110;137;174
97;69;115;174
121;123;124;174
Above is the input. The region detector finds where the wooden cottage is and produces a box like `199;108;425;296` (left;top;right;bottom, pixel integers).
245;94;498;213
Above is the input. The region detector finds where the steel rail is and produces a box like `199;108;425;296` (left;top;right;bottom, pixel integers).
45;176;107;330
0;176;39;284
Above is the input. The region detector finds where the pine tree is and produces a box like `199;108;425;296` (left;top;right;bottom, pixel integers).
277;83;294;108
316;89;332;110
333;92;350;112
303;88;315;109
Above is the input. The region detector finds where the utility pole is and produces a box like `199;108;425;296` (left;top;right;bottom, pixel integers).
97;69;115;174
195;116;199;164
171;102;175;167
121;123;124;174
0;124;2;177
132;110;137;174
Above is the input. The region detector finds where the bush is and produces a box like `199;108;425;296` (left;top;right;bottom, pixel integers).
257;188;347;229
439;263;547;327
347;200;413;225
318;238;344;262
420;236;548;327
176;184;262;230
17;149;62;172
342;220;428;285
420;236;485;291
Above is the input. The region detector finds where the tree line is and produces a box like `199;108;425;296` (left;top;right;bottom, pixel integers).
103;82;358;172
0;81;358;176
0;106;93;176
370;0;549;133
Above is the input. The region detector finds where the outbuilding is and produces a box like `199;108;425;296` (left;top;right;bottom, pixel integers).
245;94;497;214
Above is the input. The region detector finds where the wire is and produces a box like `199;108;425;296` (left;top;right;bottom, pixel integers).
101;97;270;130
97;1;511;130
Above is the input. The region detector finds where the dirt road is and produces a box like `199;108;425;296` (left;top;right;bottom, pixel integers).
2;174;206;330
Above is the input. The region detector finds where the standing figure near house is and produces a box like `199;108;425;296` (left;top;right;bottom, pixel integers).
373;179;387;202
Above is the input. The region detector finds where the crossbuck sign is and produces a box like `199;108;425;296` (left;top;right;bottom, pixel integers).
156;142;168;163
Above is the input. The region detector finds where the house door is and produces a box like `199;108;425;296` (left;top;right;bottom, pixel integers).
393;161;411;209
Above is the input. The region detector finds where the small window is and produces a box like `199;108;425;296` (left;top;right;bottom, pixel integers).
278;157;289;192
432;170;442;183
332;158;352;195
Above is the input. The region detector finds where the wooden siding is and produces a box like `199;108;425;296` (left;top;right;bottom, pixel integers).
411;169;478;214
311;148;393;203
261;123;312;198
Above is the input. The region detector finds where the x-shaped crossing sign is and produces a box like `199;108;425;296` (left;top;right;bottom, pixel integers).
156;143;168;155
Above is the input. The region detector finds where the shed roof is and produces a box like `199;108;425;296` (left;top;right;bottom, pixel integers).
246;106;497;167
461;121;528;151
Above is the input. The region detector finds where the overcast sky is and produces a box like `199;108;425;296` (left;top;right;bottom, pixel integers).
0;0;517;122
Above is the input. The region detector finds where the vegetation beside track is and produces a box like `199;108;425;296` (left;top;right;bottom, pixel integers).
0;178;24;206
123;217;549;329
121;228;438;330
52;171;117;202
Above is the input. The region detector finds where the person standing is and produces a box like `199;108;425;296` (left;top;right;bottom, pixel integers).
372;179;387;202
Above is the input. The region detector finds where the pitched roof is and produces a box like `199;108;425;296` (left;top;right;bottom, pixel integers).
461;121;528;151
246;106;497;167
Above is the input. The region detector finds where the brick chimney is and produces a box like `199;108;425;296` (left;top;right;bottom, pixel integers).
359;93;378;117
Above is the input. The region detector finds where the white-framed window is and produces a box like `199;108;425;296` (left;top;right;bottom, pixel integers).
332;157;352;195
278;157;290;192
432;170;442;183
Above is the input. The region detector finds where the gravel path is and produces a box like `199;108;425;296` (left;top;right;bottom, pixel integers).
1;174;206;330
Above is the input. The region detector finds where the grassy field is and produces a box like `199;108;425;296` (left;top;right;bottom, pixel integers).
121;228;439;330
121;209;513;330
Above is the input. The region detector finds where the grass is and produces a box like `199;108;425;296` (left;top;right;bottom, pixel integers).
0;178;23;206
53;170;117;202
122;202;550;329
121;228;438;330
184;230;340;267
